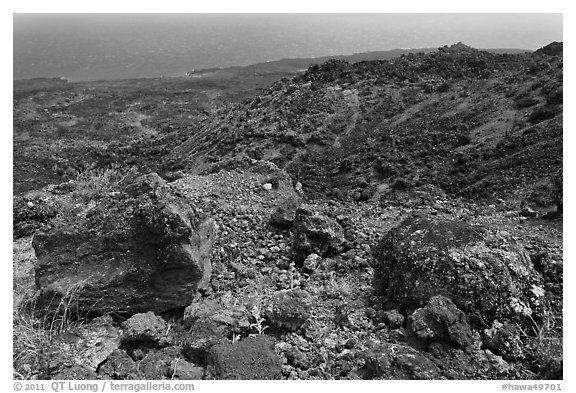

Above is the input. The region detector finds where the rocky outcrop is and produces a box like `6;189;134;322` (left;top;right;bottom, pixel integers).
183;299;251;336
483;320;525;361
40;316;120;378
270;194;301;227
291;207;344;264
121;312;169;344
407;296;480;352
373;214;547;326
205;336;282;380
98;349;141;380
264;289;312;332
32;173;217;317
13;191;59;239
358;343;441;380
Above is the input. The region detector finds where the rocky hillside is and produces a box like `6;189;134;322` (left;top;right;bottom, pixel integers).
173;42;562;213
13;43;562;381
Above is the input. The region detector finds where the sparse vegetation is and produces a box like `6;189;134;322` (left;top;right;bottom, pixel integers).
72;163;138;202
13;42;562;380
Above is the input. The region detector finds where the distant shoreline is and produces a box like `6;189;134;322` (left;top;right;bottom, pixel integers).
13;46;531;84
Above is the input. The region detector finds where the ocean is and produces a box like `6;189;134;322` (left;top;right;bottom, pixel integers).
13;14;563;82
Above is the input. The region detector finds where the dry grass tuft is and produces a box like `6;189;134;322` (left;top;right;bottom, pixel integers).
13;236;88;379
72;163;137;202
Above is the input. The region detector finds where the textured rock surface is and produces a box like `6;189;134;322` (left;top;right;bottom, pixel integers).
13;191;59;239
51;365;99;380
407;296;480;351
205;336;282;380
169;359;205;380
121;312;169;344
32;173;217;317
483;320;525;361
359;343;441;380
291;206;344;263
40;316;120;377
373;213;546;325
138;346;183;379
270;194;301;227
98;349;141;380
264;289;312;331
183;299;251;336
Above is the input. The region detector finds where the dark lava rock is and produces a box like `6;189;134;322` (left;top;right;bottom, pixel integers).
407;296;479;352
291;206;344;264
483;320;525;361
41;316;120;377
270;194;301;227
183;335;226;366
138;346;184;379
121;312;169;344
169;359;204;380
431;348;514;379
358;342;441;380
51;365;99;380
13;193;59;239
98;349;141;380
183;299;250;336
264;289;312;332
373;214;546;325
32;173;217;317
181;300;251;365
302;253;321;273
123;172;166;197
205;336;282;380
539;357;563;380
381;309;405;329
285;346;311;369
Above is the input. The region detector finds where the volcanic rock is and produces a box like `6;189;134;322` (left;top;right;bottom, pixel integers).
270;194;301;227
40;316;120;377
373;213;546;325
169;359;204;379
183;299;251;336
98;349;141;380
31;174;217;317
205;336;282;380
483;320;525;361
291;206;344;264
121;312;169;344
406;295;479;351
51;365;99;380
358;342;441;379
264;289;312;331
138;346;183;379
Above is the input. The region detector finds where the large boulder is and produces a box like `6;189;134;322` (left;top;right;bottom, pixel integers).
373;214;546;326
291;206;345;264
32;173;217;317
